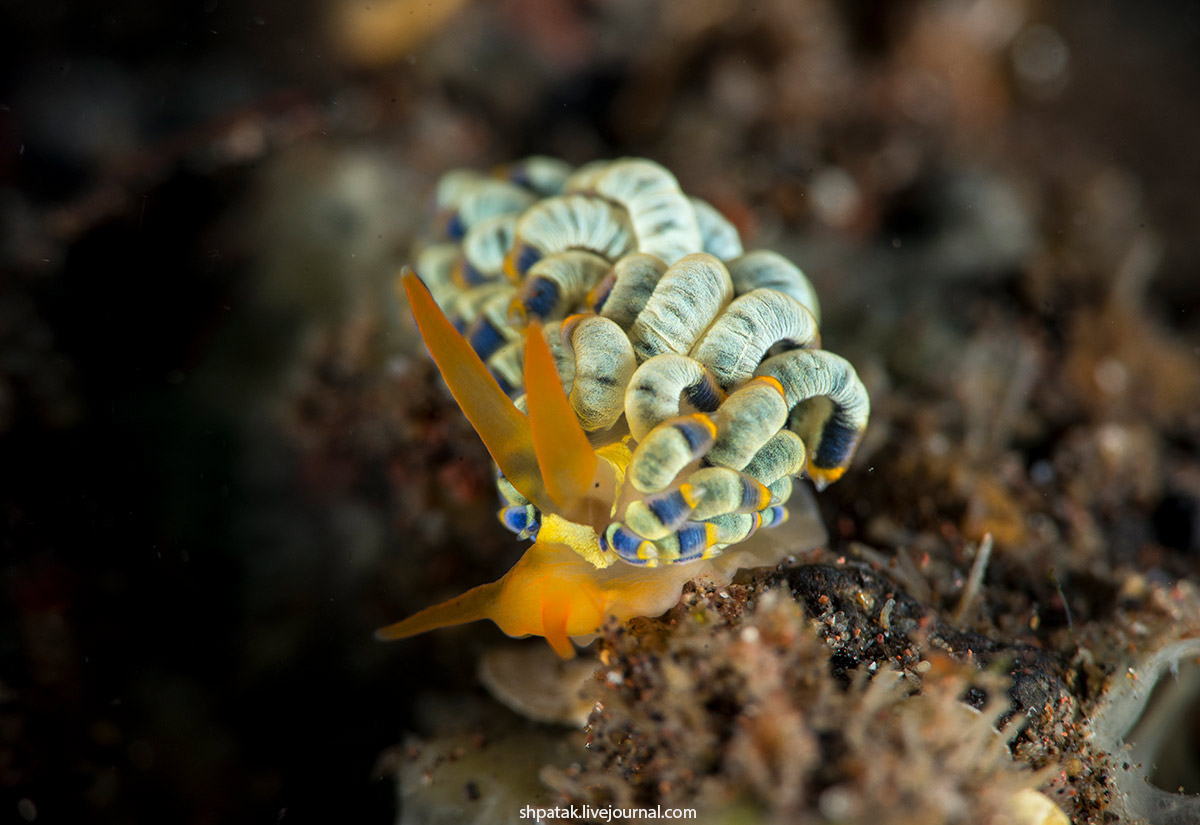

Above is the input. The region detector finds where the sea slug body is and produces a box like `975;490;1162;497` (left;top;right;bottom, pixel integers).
378;157;870;657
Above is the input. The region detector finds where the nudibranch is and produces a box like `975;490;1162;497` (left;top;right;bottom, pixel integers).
378;157;871;658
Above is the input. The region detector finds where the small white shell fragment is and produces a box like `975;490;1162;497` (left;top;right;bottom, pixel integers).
1006;788;1070;825
478;644;598;726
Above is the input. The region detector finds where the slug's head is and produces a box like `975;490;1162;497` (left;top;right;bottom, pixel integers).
378;270;629;657
373;532;757;659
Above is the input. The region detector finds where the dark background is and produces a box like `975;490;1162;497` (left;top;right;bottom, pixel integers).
1;1;1198;823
